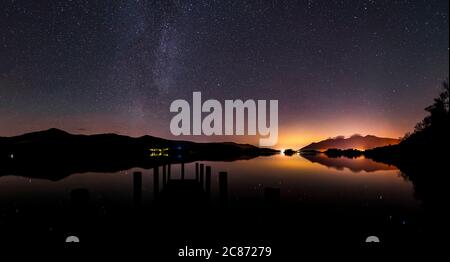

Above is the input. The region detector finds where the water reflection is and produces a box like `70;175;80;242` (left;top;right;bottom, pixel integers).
301;152;397;172
0;154;422;246
0;154;418;209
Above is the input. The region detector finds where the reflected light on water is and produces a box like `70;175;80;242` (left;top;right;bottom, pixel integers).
0;154;419;210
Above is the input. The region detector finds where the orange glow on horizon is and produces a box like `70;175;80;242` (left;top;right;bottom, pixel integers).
275;114;410;150
1;111;415;150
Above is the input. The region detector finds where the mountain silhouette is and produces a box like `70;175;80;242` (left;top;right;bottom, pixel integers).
300;134;400;151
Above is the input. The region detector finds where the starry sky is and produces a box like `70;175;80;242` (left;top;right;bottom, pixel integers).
0;0;448;148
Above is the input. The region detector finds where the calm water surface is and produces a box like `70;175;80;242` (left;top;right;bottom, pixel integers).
0;153;420;212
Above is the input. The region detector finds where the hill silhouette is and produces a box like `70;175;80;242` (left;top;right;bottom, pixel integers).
0;129;278;180
300;134;400;152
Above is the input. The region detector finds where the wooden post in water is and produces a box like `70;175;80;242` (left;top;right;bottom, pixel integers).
153;166;159;199
219;171;228;207
200;163;204;188
181;162;185;180
168;163;171;180
195;163;199;181
205;166;211;198
162;164;167;187
133;171;142;206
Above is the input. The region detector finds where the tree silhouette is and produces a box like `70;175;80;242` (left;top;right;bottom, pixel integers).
415;79;449;132
364;79;449;208
402;79;449;149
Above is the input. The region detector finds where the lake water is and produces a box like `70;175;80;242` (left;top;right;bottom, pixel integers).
0;153;424;247
0;153;419;214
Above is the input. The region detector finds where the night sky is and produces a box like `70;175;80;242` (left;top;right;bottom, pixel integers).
0;0;448;148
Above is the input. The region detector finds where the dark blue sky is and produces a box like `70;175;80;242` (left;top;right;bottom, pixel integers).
0;0;448;148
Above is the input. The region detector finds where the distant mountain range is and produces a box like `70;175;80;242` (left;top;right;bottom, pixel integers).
300;134;400;151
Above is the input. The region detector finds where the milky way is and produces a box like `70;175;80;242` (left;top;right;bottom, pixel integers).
0;0;448;148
